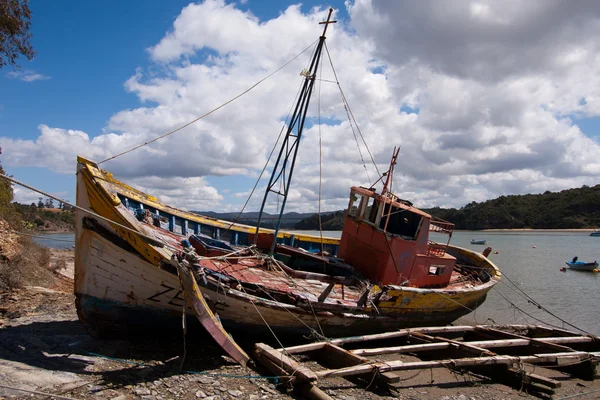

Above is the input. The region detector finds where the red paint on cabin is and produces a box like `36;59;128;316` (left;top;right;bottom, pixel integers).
338;186;456;288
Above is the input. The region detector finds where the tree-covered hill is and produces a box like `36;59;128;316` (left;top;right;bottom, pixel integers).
292;185;600;231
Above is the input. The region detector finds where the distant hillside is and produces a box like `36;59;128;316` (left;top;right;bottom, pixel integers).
291;185;600;231
194;211;317;229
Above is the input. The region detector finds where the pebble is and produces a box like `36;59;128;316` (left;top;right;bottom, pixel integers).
134;388;152;396
228;389;243;397
192;376;215;385
195;390;207;398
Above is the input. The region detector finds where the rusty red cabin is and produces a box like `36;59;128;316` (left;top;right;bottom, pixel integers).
338;186;456;288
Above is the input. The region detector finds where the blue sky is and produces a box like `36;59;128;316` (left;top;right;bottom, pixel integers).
2;1;600;212
0;0;348;207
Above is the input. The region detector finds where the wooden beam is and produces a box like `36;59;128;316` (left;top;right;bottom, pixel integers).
410;332;497;357
318;282;335;303
255;353;332;400
314;351;592;380
350;336;596;357
323;343;399;384
477;327;575;352
352;342;450;356
255;343;318;382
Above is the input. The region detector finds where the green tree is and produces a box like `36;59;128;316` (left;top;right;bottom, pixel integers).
0;0;35;69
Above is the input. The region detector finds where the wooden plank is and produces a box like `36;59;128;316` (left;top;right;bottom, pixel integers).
478;327;576;352
255;343;318;382
351;342;450;356
314;352;592;379
255;353;332;400
522;371;561;388
176;261;250;367
410;332;497;356
323;344;399;384
295;335;596;357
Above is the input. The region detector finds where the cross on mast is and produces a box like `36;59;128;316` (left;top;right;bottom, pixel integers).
254;8;336;254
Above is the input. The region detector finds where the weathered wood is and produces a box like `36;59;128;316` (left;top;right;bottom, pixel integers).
410;332;496;357
255;353;332;400
314;351;592;379
318;282;335;303
255;343;318;382
351;342;450;356
176;261;250;366
523;371;561;388
323;343;399;384
477;327;575;352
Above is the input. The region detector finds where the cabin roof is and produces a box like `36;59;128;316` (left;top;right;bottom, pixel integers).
351;186;432;219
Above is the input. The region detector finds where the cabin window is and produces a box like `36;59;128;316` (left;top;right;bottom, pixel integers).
428;265;446;276
366;197;378;223
380;205;422;240
348;192;360;217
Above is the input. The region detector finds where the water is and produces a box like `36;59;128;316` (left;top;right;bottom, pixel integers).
32;232;75;250
35;230;600;334
293;229;600;335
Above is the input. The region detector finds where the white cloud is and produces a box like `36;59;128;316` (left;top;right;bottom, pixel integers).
6;69;50;82
2;0;600;212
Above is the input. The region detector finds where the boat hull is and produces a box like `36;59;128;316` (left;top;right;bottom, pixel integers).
565;261;598;271
75;231;492;340
74;157;501;340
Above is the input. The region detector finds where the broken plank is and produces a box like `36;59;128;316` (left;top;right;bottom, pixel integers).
176;261;250;366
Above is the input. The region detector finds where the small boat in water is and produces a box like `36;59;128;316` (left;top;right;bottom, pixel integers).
73;10;501;356
565;259;599;271
590;230;600;237
471;239;487;245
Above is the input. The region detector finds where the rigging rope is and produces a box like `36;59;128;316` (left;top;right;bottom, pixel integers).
497;269;592;335
324;42;382;182
98;39;319;165
224;41;318;230
0;173;179;252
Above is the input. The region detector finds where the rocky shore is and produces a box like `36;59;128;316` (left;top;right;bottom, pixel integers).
0;245;599;399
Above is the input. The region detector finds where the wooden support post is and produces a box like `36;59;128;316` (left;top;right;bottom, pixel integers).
318;282;335;303
182;220;188;236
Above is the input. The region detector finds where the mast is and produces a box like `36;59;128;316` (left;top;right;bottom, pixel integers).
254;8;336;254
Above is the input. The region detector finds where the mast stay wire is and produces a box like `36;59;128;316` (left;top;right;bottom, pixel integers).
97;39;319;165
224;42;321;230
324;41;382;183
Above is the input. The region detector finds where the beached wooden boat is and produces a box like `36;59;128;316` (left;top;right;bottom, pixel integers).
74;10;501;347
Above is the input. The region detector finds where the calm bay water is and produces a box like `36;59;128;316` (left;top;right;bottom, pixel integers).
35;230;600;334
32;232;75;250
